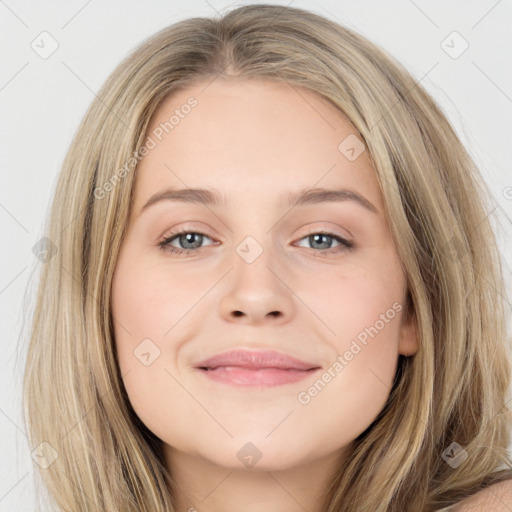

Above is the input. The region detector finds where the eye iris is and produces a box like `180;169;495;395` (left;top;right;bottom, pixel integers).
180;233;203;249
310;234;331;250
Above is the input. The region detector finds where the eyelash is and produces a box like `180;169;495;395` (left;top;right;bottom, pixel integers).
157;227;354;257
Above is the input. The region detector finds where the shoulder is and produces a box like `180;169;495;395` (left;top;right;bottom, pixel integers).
450;479;512;511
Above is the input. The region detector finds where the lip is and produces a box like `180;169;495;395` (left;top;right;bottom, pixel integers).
194;349;322;387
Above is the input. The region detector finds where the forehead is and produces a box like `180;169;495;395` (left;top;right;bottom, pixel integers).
133;78;383;214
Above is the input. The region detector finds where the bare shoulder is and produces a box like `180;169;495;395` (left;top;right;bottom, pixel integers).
450;479;512;511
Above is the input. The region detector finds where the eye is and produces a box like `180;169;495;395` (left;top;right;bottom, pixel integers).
158;227;353;257
294;231;353;254
158;228;216;256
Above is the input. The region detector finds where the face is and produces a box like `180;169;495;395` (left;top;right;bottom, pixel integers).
110;78;418;473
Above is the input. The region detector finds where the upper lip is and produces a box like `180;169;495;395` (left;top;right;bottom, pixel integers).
194;349;321;371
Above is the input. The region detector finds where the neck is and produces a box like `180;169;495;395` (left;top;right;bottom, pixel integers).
164;445;345;512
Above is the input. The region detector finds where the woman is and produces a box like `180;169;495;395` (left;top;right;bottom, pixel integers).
23;4;512;511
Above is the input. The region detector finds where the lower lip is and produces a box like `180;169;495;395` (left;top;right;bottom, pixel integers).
197;366;319;387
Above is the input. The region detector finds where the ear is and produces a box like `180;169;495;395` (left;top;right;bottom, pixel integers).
398;300;419;357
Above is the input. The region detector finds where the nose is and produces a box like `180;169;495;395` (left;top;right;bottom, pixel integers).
218;240;295;325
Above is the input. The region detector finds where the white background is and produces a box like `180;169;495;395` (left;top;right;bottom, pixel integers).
1;1;511;510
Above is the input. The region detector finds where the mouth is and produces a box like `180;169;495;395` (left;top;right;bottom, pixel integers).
197;366;320;387
194;349;322;387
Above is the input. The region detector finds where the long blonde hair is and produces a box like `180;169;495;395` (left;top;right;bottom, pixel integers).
23;4;512;511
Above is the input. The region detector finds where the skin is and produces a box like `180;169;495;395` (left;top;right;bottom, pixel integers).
110;78;418;512
451;480;512;511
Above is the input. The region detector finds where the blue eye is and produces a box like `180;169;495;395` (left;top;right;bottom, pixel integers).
158;228;215;256
296;232;353;253
158;228;353;256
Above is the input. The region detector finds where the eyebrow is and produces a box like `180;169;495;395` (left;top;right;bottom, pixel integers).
140;186;379;215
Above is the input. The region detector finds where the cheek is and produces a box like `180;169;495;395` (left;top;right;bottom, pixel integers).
304;262;403;340
302;262;404;384
293;269;403;443
111;257;204;359
110;257;199;438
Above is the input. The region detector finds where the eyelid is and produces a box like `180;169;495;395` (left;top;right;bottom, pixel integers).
298;224;353;243
159;223;219;241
